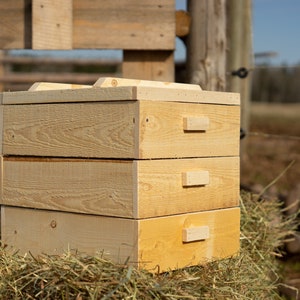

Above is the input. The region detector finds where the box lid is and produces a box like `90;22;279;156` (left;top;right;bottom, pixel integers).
0;77;240;106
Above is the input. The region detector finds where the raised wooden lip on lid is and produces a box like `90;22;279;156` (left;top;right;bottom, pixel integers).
0;77;240;106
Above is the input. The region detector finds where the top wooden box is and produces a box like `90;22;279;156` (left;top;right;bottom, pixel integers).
0;78;240;159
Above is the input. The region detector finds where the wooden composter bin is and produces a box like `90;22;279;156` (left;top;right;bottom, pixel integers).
0;78;240;272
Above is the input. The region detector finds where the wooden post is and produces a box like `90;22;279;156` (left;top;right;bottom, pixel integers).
0;50;4;92
32;0;72;49
123;51;174;82
186;0;227;91
226;0;253;159
226;0;242;94
240;0;253;143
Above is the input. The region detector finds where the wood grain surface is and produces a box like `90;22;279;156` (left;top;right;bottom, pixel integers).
3;98;239;158
137;100;240;158
1;157;239;218
1;206;240;272
32;0;72;49
3;102;136;158
1;84;239;105
0;0;175;50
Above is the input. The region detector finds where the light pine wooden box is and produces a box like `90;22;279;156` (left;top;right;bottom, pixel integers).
0;78;240;272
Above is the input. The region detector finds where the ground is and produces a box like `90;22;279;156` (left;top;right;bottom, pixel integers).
241;103;300;193
241;102;300;299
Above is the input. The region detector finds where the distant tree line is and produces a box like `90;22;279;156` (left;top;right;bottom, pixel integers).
251;64;300;103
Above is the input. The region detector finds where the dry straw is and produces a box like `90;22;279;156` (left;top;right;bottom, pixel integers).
0;191;298;299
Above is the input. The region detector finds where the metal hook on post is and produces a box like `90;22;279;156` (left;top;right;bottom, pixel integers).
231;67;249;79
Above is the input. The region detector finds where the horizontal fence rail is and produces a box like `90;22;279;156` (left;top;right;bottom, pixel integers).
0;53;186;91
0;53;123;91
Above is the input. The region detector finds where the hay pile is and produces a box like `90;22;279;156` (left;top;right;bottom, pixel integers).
0;191;298;299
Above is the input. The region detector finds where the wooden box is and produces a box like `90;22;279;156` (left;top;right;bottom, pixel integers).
0;78;240;272
1;206;240;272
1;156;239;218
1;78;240;159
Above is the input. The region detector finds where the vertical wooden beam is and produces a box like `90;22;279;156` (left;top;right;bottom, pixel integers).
24;0;33;48
0;102;3;155
0;51;4;92
32;0;73;49
240;0;253;142
226;0;242;94
186;0;226;91
226;0;253;158
123;51;174;82
0;0;32;49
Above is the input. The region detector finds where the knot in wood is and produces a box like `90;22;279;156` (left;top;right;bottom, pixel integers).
50;220;57;228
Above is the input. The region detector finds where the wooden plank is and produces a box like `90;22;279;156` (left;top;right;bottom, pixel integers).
73;0;175;50
1;86;135;104
28;82;92;91
1;206;240;271
137;101;240;158
2;83;240;105
0;0;175;50
2;158;135;218
0;0;31;49
1;206;138;264
95;77;201;90
3;100;239;158
138;207;240;271
3;100;239;159
123;51;175;82
32;0;72;49
1;157;239;218
135;86;240;105
3;102;136;158
137;157;239;218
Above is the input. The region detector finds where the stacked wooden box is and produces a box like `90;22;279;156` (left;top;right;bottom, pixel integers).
0;78;240;272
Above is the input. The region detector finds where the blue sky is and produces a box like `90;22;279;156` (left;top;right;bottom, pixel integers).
253;0;300;65
11;1;300;66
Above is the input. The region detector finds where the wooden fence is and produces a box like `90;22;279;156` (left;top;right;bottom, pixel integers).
0;52;122;91
0;51;187;92
0;0;178;83
0;0;252;138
